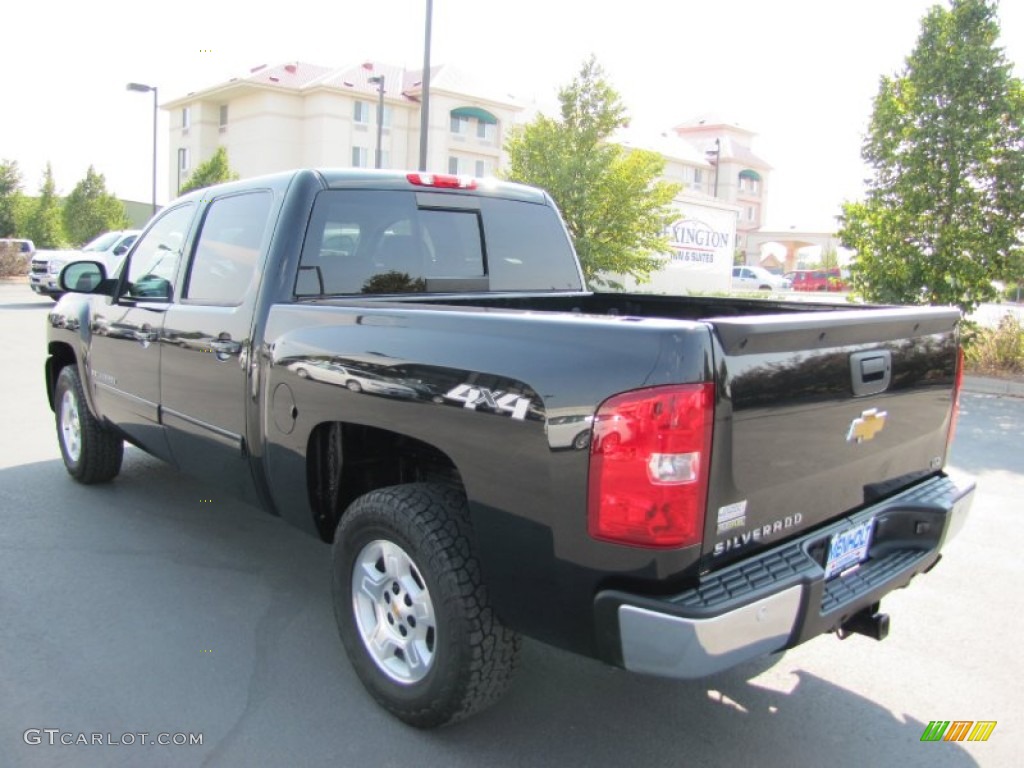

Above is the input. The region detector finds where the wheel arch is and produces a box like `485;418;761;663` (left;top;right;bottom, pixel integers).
305;421;467;543
45;341;78;411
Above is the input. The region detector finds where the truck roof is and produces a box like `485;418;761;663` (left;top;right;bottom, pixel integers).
176;168;549;205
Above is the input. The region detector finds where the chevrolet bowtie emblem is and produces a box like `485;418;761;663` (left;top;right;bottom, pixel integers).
847;409;888;444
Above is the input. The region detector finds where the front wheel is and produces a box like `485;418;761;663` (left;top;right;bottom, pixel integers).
54;366;123;483
332;483;521;728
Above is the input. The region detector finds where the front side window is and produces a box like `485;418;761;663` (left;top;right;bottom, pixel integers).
124;204;195;300
185;192;272;305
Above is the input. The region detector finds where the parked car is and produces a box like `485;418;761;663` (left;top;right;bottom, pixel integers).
732;265;791;291
30;230;140;299
789;268;848;292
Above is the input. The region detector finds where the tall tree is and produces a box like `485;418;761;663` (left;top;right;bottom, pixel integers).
504;57;680;288
0;159;24;237
25;163;65;248
839;0;1024;314
62;166;130;246
179;147;239;194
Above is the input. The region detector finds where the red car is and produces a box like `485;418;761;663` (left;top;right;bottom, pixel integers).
788;268;848;292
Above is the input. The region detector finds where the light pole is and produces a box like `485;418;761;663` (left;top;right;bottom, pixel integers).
706;137;721;198
418;0;433;171
368;75;386;169
126;82;158;217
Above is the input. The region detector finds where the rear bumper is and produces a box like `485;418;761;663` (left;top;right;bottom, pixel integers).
594;472;974;679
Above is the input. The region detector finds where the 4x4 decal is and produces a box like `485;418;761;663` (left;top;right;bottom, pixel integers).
444;384;532;421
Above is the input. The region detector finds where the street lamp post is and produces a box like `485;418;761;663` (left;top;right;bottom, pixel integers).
368;75;386;169
710;137;721;198
126;82;158;217
418;0;433;171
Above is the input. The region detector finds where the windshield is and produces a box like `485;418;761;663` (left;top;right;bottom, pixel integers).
82;232;122;252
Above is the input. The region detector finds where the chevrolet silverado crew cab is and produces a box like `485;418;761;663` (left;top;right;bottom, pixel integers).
46;169;974;727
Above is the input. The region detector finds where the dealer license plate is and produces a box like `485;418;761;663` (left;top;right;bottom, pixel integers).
825;519;874;580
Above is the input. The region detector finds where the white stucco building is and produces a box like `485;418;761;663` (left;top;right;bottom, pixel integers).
162;66;776;274
670;116;772;259
161;60;520;197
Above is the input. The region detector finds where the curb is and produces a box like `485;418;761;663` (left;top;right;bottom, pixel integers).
963;375;1024;398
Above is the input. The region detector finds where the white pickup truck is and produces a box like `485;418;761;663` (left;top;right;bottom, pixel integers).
30;230;139;300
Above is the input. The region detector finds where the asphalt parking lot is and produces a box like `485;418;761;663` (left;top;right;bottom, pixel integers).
1;281;1021;767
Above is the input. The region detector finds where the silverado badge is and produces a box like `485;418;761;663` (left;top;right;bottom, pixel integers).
847;408;887;444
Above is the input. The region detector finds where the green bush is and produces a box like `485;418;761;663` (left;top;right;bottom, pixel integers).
964;313;1024;376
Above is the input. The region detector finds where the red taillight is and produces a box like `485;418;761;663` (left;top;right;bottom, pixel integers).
406;172;477;190
947;346;964;449
587;383;714;549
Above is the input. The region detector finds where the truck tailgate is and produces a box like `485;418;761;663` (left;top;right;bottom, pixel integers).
700;306;961;570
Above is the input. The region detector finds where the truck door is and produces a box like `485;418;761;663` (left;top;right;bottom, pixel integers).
86;203;195;462
160;190;274;502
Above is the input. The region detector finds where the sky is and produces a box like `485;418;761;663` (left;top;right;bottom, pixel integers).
3;0;1023;232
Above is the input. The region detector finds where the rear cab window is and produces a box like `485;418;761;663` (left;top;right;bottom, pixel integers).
296;189;581;296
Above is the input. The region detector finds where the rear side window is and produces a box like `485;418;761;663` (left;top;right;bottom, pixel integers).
186;191;272;304
296;189;581;296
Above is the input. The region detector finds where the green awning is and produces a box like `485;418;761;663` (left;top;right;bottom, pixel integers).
739;169;762;181
450;106;497;124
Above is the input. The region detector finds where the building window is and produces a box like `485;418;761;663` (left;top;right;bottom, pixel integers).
475;160;487;177
381;105;392;128
352;147;370;168
178;147;190;172
746;205;757;222
450;115;469;134
694;168;703;184
476;120;495;141
448;156;460;175
354;101;370;124
181;107;191;130
218;104;229;130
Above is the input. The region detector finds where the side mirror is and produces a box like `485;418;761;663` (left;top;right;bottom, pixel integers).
59;261;113;295
113;245;128;256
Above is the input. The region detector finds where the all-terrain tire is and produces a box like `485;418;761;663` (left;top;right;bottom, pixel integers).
332;483;521;728
54;365;124;484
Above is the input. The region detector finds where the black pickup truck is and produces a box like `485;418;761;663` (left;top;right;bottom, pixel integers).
46;169;974;727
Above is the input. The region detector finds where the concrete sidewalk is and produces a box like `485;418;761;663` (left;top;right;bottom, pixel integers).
964;375;1024;398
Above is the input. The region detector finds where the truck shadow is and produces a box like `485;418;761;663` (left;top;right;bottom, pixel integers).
0;452;979;768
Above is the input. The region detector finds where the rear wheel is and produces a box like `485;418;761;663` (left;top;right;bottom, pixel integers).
54;366;123;483
332;483;521;728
